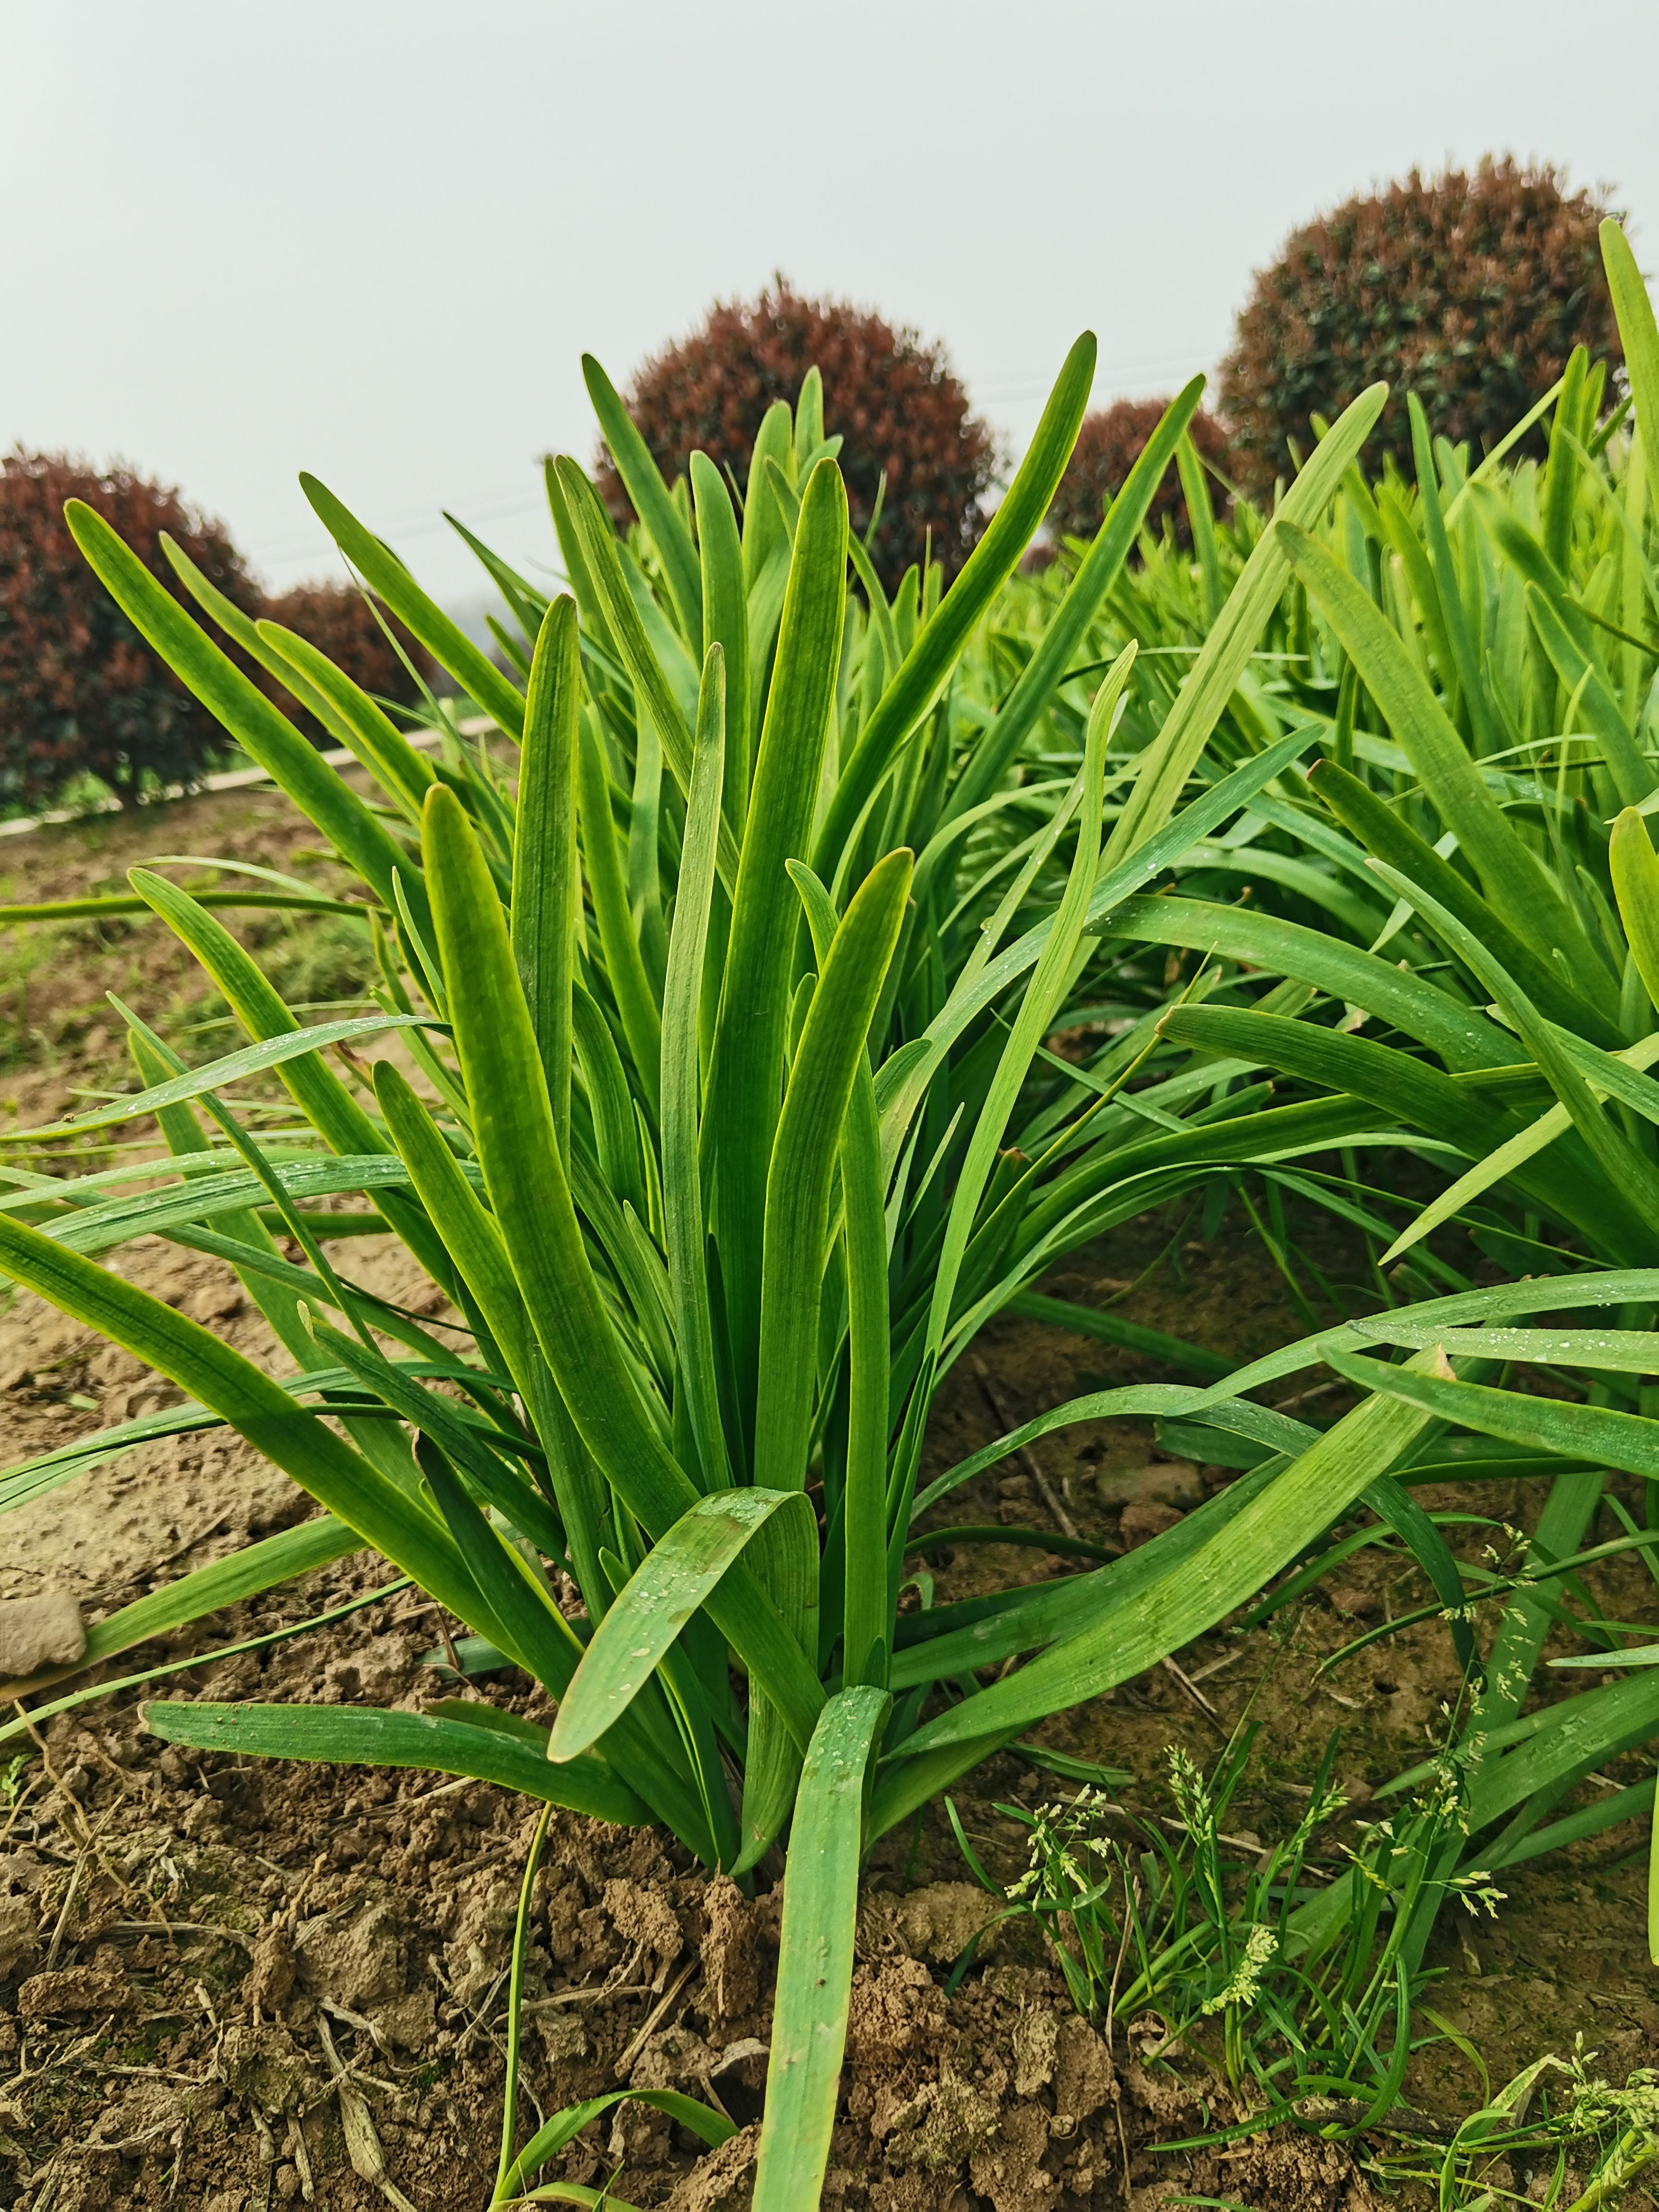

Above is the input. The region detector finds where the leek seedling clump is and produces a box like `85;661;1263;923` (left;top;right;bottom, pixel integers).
0;333;1414;2200
0;218;1657;2200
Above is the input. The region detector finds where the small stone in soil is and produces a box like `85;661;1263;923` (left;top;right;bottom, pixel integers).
0;1588;86;1678
1096;1459;1202;1510
1118;1499;1186;1547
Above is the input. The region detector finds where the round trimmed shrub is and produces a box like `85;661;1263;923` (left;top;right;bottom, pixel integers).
1046;398;1231;548
260;579;432;743
1219;158;1622;494
0;451;262;810
595;279;998;590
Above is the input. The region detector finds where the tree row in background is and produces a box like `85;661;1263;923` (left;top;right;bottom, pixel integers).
0;450;433;812
0;156;1630;815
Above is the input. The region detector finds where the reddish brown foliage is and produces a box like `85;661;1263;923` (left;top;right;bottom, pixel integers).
1219;158;1622;495
596;280;998;591
260;580;432;743
1046;398;1231;548
0;452;262;808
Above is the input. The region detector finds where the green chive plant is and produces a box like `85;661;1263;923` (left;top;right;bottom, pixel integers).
938;218;1659;1995
0;334;1443;2205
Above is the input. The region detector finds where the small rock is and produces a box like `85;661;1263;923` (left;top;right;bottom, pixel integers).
275;2167;302;2203
1096;1459;1202;1511
0;1591;86;1681
18;1962;129;2018
185;1281;243;1325
1118;1500;1186;1548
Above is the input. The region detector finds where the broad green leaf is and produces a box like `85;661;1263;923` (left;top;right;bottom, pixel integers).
422;786;824;1750
705;457;850;1422
255;619;438;817
883;728;1341;1158
495;2089;732;2205
1368;854;1659;1252
1467;1667;1659;1834
1405;395;1498;755
299;473;527;738
0;889;366;925
1381;1029;1659;1264
954;373;1196;816
661;648;731;1490
577;707;663;1113
550;1490;815;1760
743;400;795;588
512;597;582;1150
926;653;1126;1367
1159;1004;1637;1262
840;1047;892;1689
754;1684;891;2212
754;849;911;1491
1097;893;1515;1071
549;457;740;886
127;872;392;1156
690;452;751;828
126;1025;316;1367
1523;580;1653;805
1309;758;1620;1046
1603;221;1659;520
144;1698;648;1827
310;1320;566;1562
1;1013;433;1145
1611;806;1659;1014
373;1058;613;1616
1319;1345;1659;1484
583;353;704;657
897;1352;1444;1755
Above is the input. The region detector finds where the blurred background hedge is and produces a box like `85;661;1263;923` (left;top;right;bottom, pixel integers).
1046;398;1231;547
1219;158;1622;494
594;278;999;592
0;452;432;810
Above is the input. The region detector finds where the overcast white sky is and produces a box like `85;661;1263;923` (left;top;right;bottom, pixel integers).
5;0;1658;609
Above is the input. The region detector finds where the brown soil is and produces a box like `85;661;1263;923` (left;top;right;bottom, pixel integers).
1;791;1656;2210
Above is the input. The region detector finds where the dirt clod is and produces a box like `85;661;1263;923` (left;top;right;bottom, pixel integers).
17;1959;128;2017
0;1588;86;1680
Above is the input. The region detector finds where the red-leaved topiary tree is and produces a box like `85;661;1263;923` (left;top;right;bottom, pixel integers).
0;452;263;809
595;279;998;591
1046;398;1232;548
260;579;433;744
1219;158;1622;495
